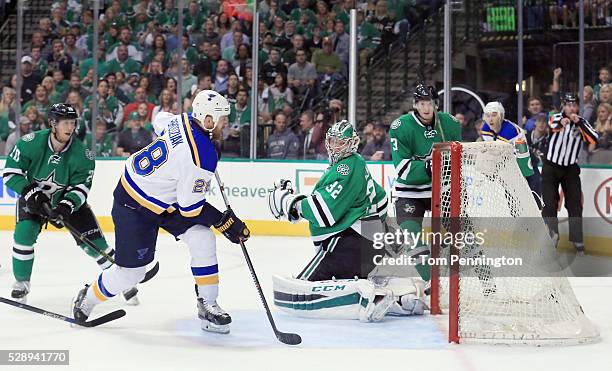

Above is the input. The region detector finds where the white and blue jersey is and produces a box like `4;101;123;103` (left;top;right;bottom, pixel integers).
481;119;534;177
111;112;224;268
119;112;217;217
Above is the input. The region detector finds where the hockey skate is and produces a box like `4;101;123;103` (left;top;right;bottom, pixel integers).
72;284;95;324
122;287;140;306
573;242;586;256
197;298;231;334
11;281;30;304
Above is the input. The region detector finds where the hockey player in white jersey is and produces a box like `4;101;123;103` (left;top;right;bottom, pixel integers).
481;101;534;178
71;90;251;333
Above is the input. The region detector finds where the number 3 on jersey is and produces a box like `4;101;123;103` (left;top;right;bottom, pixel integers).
132;140;169;176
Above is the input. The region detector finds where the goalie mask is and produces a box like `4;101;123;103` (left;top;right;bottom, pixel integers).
325;120;360;165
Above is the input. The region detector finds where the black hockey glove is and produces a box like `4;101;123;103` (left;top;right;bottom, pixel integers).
214;208;250;244
47;201;74;228
424;159;433;179
21;183;50;216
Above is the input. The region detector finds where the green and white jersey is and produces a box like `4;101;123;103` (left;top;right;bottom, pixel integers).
3;129;95;211
389;111;462;199
298;153;388;243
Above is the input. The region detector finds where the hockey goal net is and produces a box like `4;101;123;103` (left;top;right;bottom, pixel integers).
429;141;599;345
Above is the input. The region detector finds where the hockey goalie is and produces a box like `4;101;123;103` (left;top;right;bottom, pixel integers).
268;120;427;322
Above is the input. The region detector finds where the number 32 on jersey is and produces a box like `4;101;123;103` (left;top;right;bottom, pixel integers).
132;139;169;176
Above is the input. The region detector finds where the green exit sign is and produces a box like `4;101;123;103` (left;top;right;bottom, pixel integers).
486;6;516;32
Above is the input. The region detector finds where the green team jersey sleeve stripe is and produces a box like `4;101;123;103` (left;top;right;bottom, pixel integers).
313;190;336;225
63;165;94;210
65;184;90;208
305;193;330;227
395;158;412;181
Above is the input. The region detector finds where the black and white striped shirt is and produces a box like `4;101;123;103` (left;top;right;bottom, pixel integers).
545;113;598;166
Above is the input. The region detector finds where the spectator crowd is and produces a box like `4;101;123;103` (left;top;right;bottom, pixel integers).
0;0;609;166
0;0;418;160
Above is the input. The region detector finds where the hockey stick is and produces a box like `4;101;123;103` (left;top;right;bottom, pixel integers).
0;296;125;327
214;171;302;346
41;203;159;284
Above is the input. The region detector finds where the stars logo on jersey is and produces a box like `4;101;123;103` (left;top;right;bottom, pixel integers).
35;171;66;198
391;119;401;130
423;129;438;139
48;154;62;165
22;133;35;142
424;129;437;139
336;163;350;176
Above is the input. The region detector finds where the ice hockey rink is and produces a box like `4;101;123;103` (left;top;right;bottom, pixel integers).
1;231;611;371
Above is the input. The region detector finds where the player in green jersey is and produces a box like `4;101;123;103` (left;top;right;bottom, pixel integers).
389;83;462;282
268;121;427;322
2;103;138;304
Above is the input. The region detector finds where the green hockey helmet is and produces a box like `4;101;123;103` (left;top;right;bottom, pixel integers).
325;120;360;164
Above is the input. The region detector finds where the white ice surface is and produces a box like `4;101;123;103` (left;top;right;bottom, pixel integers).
0;232;611;371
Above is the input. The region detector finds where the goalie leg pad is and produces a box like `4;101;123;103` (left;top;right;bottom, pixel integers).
273;275;365;320
272;275;395;322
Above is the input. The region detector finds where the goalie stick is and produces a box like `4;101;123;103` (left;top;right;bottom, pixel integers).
214;171;302;346
0;296;125;327
42;203;159;284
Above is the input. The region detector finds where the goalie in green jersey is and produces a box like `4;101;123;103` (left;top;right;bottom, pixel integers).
389;83;462;282
268;120;427;322
2;103;138;305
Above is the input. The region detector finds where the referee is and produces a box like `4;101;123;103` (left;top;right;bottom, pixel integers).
542;92;598;255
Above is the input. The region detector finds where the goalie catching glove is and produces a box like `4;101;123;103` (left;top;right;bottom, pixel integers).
268;180;305;223
214;208;250;244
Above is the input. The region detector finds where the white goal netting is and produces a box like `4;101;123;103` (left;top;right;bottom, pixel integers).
433;141;599;345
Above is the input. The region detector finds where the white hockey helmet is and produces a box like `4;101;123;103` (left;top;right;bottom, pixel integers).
191;89;231;131
483;101;505;121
